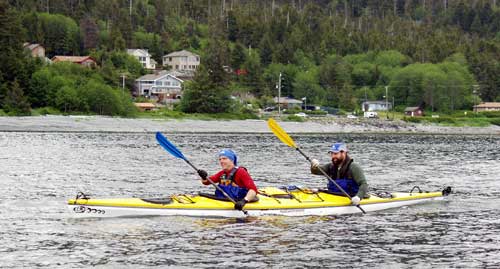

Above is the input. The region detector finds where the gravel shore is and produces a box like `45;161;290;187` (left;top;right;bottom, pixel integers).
1;115;499;134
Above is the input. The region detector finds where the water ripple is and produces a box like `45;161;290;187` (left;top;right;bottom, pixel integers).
1;132;499;268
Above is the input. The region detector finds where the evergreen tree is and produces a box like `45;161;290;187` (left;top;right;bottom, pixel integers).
230;42;246;69
80;16;99;51
0;1;26;83
3;80;31;115
179;65;233;113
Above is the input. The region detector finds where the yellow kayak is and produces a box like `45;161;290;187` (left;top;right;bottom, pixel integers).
67;186;451;218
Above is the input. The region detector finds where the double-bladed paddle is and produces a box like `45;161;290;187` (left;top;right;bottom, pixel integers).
267;119;366;214
155;132;248;215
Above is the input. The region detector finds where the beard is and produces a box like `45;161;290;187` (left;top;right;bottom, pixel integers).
332;157;343;165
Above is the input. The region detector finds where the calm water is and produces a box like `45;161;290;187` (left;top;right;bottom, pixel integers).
1;132;499;268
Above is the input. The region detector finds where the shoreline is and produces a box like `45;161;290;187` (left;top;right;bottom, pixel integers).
0;115;499;135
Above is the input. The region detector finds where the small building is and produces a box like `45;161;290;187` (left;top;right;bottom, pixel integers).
473;102;500;112
134;71;184;104
127;49;156;69
23;43;45;58
162;50;200;71
134;102;157;112
362;100;392;112
404;107;424;117
273;97;303;110
51;56;96;68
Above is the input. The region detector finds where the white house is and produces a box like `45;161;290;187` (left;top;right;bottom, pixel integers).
135;71;184;103
127;49;156;69
361;100;392;112
162;50;200;71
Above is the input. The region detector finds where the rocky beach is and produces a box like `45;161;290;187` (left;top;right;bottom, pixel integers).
0;115;499;134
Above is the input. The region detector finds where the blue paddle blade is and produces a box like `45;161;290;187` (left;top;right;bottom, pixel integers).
155;132;186;160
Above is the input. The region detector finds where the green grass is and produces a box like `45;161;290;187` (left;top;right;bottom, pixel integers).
136;108;259;120
284;115;306;122
31;107;63;116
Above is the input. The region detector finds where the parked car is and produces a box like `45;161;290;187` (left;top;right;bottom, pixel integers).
294;112;307;117
347;114;358;119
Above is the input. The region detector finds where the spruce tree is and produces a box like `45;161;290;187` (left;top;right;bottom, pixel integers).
3;80;31;115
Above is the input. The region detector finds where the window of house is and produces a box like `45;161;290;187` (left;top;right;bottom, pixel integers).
155;81;162;86
175;65;179;69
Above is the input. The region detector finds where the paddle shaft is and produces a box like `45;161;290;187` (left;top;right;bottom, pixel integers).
267;119;365;214
184;159;248;215
155;132;248;215
296;148;366;214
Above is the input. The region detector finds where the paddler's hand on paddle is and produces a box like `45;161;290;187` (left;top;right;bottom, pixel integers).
311;159;320;169
351;196;361;206
234;198;247;211
197;169;208;180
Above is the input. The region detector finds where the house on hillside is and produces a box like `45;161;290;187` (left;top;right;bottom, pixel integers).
134;71;184;104
473;102;500;112
51;56;96;67
162;50;200;71
23;43;45;58
273;97;303;110
404;107;424;117
134;102;157;112
362;100;392;112
127;49;156;69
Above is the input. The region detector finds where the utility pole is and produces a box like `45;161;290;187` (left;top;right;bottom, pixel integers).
385;86;389;119
121;74;126;97
278;72;282;118
472;84;479;113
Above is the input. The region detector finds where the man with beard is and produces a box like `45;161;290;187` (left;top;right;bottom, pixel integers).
310;142;368;206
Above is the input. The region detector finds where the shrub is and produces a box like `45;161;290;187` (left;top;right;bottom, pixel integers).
489;118;500;126
403;116;422;123
285;115;305;122
481;111;500;118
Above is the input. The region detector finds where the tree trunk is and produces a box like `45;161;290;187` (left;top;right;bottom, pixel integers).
343;0;348;28
272;0;275;17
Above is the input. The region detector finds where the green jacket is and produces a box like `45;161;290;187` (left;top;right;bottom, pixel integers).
311;156;369;199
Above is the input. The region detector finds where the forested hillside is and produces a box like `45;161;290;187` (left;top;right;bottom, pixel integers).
1;0;499;115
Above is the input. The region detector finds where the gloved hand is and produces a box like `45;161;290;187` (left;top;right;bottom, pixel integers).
311;159;320;169
197;169;208;180
351;196;361;206
234;199;247;211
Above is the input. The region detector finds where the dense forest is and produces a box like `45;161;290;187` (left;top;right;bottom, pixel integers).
0;0;499;115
